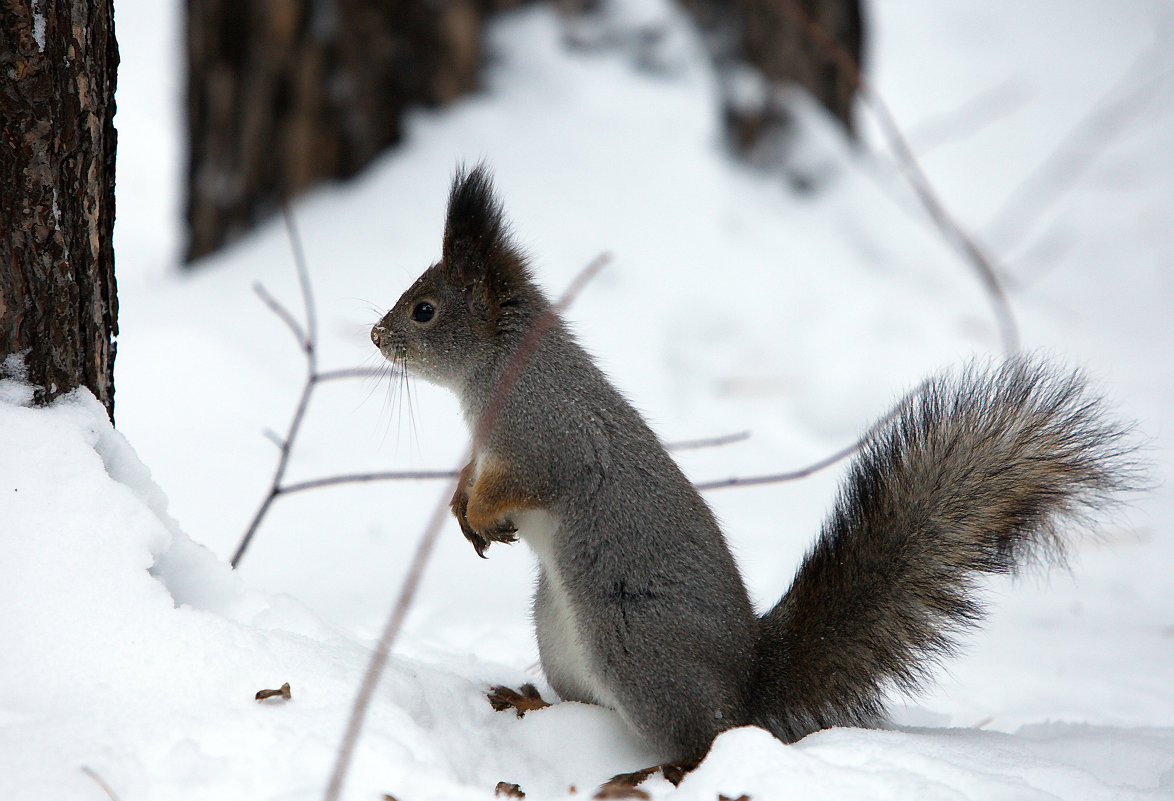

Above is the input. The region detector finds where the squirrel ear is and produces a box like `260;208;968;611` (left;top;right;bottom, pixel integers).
442;164;527;304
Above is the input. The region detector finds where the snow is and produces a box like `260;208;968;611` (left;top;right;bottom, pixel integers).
32;11;46;53
3;0;1173;799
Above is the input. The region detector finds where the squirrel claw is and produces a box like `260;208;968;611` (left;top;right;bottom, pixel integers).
464;527;491;558
489;523;518;544
462;523;516;557
464;521;517;557
487;683;551;718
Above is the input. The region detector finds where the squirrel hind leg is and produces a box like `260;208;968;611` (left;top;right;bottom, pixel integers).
601;662;751;762
486;684;551;718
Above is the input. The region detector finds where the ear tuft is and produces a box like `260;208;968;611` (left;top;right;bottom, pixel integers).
442;163;526;290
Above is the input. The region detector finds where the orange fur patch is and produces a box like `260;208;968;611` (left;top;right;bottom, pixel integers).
465;458;540;531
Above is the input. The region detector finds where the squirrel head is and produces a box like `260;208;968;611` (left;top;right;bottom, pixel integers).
371;164;541;391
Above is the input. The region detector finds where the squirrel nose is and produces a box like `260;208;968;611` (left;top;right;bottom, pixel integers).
370;325;385;347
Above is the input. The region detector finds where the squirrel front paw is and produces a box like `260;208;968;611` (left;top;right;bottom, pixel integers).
460;514;518;558
451;462;518;557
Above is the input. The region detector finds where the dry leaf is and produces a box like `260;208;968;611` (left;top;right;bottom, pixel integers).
495;781;525;798
255;682;292;702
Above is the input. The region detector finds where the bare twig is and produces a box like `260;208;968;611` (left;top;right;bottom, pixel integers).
286;203;317;351
244;432;748;504
322;255;609;801
697;392;908;491
271;429;868;496
664;430;750;451
253;282;307;350
231;360;314;566
81;766;122;801
279;470;459;495
472;253;611;454
696;433;865;490
982;38;1173;258
231;202;319;568
322;475;459;801
775;0;1020;353
904;76;1030;156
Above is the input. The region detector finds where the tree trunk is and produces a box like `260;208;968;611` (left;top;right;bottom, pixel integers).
184;0;488;263
0;0;119;422
680;0;864;155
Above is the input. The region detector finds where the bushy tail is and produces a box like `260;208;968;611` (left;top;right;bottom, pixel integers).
752;357;1140;742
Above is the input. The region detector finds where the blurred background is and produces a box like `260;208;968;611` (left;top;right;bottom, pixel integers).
181;0;864;262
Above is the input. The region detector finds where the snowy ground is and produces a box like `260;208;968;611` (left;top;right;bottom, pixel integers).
3;0;1173;799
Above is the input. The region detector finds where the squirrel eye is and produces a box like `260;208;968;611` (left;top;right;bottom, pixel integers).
411;301;435;323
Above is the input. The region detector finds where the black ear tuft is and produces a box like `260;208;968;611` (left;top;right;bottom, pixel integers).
443;163;523;289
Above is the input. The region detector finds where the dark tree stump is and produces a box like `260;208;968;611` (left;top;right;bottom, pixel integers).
184;0;489;263
0;0;119;421
680;0;864;154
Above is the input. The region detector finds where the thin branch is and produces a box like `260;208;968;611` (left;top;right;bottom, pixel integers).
322;254;609;801
665;430;750;451
81;766;122;801
252;282;306;350
279;470;459;495
231;203;319;569
904;76;1030;157
321;476;458;801
268;431;859;496
284;200;317;352
982;39;1173;256
231;376;313;568
696;392;908;491
472;252;611;454
244;428;745;500
696;435;863;490
775;0;1020;353
231;490;278;568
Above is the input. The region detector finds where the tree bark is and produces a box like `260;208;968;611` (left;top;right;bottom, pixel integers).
185;0;488;263
0;0;119;421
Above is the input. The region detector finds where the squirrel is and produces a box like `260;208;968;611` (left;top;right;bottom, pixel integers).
371;164;1138;763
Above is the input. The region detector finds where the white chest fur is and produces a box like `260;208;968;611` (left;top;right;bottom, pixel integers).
512;509;620;711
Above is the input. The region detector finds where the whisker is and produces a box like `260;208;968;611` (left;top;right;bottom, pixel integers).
356;353;393;407
405;361;421;458
386;367;397;448
374;365;395;450
350;296;389;317
355;346;399;447
394;356;409;453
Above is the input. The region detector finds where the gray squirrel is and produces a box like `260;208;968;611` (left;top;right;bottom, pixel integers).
371;165;1137;762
